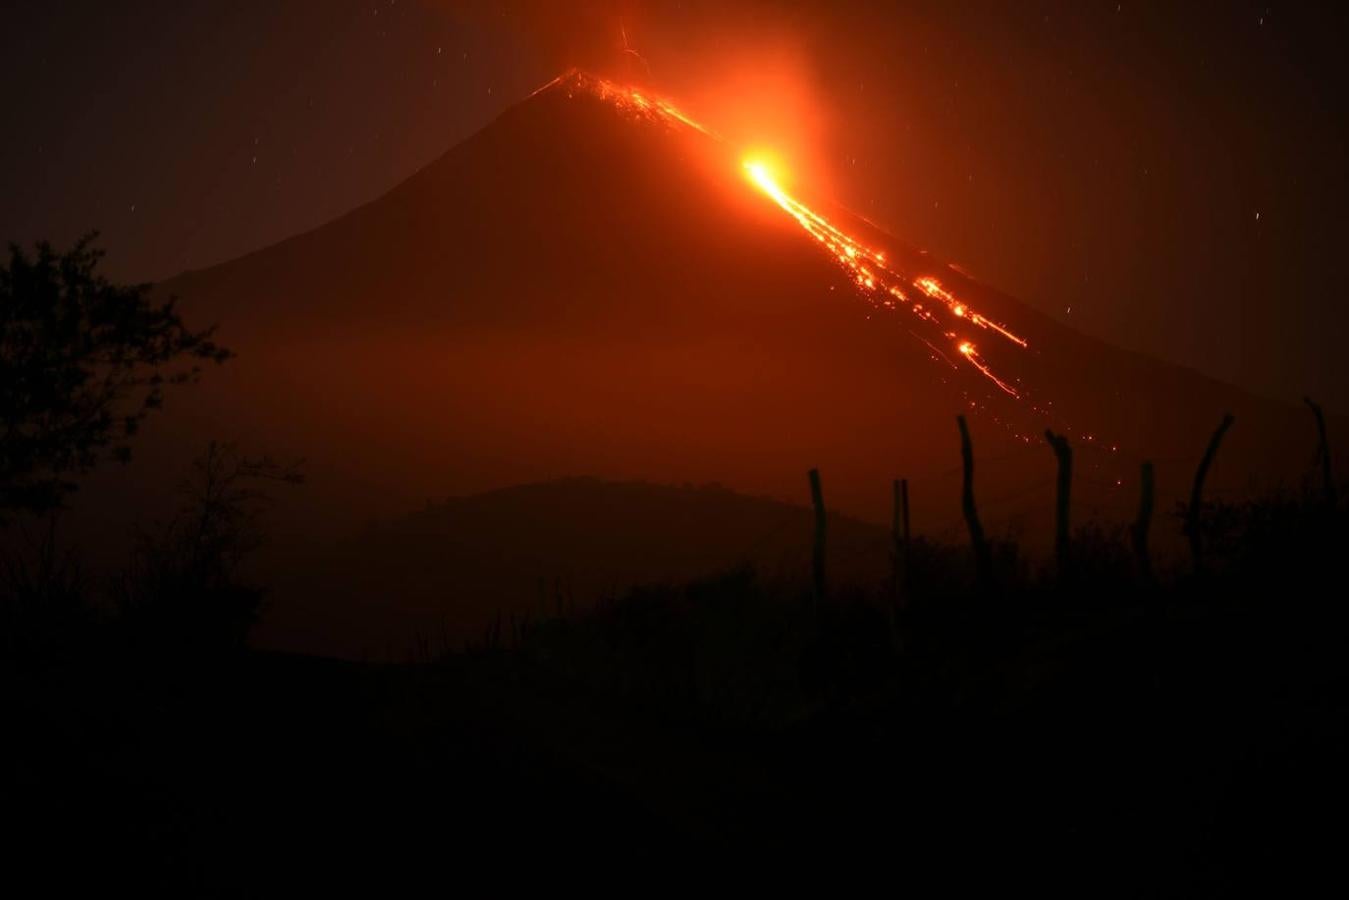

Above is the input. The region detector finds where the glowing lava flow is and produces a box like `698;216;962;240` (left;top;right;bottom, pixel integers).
546;70;1030;400
744;161;1027;397
914;277;1028;348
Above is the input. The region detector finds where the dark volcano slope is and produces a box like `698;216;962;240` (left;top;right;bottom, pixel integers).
102;73;1329;566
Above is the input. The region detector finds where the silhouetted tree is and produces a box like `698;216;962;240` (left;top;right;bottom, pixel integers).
114;441;302;653
0;234;230;516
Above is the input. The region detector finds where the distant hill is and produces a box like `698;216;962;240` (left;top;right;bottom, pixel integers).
259;477;891;659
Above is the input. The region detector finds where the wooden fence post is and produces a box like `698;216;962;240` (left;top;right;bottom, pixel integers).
809;468;827;604
1131;461;1156;582
957;415;993;587
891;478;911;609
1186;414;1235;574
1305;396;1336;508
1044;430;1073;578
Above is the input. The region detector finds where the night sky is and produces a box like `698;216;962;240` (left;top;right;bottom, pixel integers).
4;1;1348;410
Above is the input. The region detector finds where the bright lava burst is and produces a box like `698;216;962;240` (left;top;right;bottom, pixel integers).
744;161;1027;397
548;70;1031;401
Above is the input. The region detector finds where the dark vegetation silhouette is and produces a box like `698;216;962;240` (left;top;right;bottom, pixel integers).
429;407;1347;891
0;235;230;515
3;444;299;664
7;405;1344;891
3;237;1348;891
112;441;303;658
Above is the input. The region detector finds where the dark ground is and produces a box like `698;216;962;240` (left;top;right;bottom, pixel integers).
7;490;1349;895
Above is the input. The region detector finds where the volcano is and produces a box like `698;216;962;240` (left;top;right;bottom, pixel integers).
85;70;1331;652
152;72;1315;511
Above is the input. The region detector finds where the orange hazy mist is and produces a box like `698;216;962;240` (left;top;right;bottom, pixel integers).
676;42;836;199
